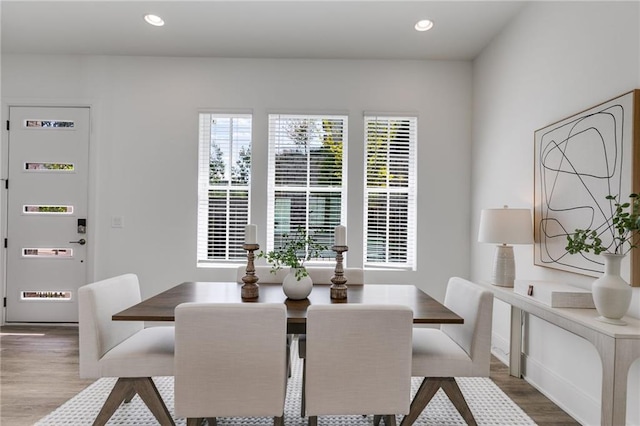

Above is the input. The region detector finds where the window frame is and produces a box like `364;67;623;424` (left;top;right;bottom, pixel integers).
197;112;252;265
265;113;348;260
363;114;418;270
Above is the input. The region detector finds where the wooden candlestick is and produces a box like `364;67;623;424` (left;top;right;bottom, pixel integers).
241;243;260;299
331;245;349;300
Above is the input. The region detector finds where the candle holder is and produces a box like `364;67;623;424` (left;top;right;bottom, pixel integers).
241;243;260;299
331;245;349;300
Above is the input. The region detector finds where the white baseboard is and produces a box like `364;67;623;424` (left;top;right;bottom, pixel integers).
522;353;598;426
1;322;77;327
490;329;597;425
490;331;510;365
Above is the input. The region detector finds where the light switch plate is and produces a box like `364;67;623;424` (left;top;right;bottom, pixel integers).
111;216;124;228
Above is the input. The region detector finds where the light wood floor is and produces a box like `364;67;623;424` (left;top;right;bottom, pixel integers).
0;325;580;426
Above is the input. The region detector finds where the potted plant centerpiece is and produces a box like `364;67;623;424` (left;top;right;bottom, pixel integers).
258;226;328;300
566;193;640;324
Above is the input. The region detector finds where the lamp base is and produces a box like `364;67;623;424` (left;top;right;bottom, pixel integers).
491;244;515;287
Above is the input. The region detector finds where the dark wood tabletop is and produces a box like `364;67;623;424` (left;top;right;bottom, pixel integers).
113;282;463;334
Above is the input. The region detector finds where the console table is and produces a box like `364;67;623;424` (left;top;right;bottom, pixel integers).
476;281;640;426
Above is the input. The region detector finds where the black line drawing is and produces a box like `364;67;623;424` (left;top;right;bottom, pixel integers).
534;91;636;281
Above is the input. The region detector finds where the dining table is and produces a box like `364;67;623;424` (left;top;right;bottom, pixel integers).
112;281;463;333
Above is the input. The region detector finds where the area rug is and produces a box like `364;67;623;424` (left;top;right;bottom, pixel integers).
37;341;536;425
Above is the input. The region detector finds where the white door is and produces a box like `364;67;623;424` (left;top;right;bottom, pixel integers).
5;106;90;322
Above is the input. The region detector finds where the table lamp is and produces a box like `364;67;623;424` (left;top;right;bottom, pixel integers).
478;206;533;287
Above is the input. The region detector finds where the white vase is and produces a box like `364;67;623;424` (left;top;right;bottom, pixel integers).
592;253;632;325
282;268;313;300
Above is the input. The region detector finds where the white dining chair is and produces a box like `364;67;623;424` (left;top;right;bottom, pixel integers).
236;265;364;286
78;274;175;426
296;267;364;415
305;266;364;286
236;265;289;283
174;302;288;426
236;265;364;380
304;304;413;426
399;277;494;426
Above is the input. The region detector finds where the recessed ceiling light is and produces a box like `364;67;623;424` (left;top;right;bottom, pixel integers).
144;14;165;27
414;19;434;32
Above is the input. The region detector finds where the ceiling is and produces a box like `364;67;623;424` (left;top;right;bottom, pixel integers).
1;1;528;61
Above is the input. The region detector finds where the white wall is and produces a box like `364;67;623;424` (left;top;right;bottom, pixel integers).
1;55;472;302
472;2;640;425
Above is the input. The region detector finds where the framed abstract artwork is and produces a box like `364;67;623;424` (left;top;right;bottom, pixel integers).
534;90;640;286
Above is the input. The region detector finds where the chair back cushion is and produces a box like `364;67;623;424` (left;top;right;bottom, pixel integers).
236;266;364;285
305;304;413;416
440;277;494;376
78;274;144;378
174;302;287;418
236;265;288;283
306;267;364;285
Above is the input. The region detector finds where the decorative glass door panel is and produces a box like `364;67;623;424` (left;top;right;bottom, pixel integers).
6;106;90;322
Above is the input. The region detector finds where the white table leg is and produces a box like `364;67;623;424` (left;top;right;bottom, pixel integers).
509;306;523;378
594;334;616;426
592;332;639;426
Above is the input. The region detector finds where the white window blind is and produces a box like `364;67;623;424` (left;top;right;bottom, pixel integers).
267;114;347;257
197;113;252;263
364;115;417;269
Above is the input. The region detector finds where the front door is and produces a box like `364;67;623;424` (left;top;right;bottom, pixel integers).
5;106;90;322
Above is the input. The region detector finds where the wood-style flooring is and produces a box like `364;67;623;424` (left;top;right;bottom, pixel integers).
0;325;580;426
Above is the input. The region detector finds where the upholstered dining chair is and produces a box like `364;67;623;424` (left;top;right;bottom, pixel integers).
306;266;364;287
295;267;364;415
78;274;175;426
303;304;413;426
174;302;288;426
236;265;364;379
235;265;364;286
399;277;493;426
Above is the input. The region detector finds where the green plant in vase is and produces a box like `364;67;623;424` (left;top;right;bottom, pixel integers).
258;226;328;280
565;193;639;324
565;194;640;256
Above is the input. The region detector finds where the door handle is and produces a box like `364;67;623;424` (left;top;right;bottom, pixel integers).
69;238;86;245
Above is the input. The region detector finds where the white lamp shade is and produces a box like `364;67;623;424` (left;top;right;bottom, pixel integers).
478;207;533;245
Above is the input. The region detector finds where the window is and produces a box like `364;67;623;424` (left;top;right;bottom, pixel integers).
267;114;347;256
23;248;73;258
23;205;74;215
364;115;417;269
24;119;75;129
25;162;74;171
197;113;252;263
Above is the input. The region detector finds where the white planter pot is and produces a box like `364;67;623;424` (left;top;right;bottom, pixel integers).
282;268;313;300
592;253;632;325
